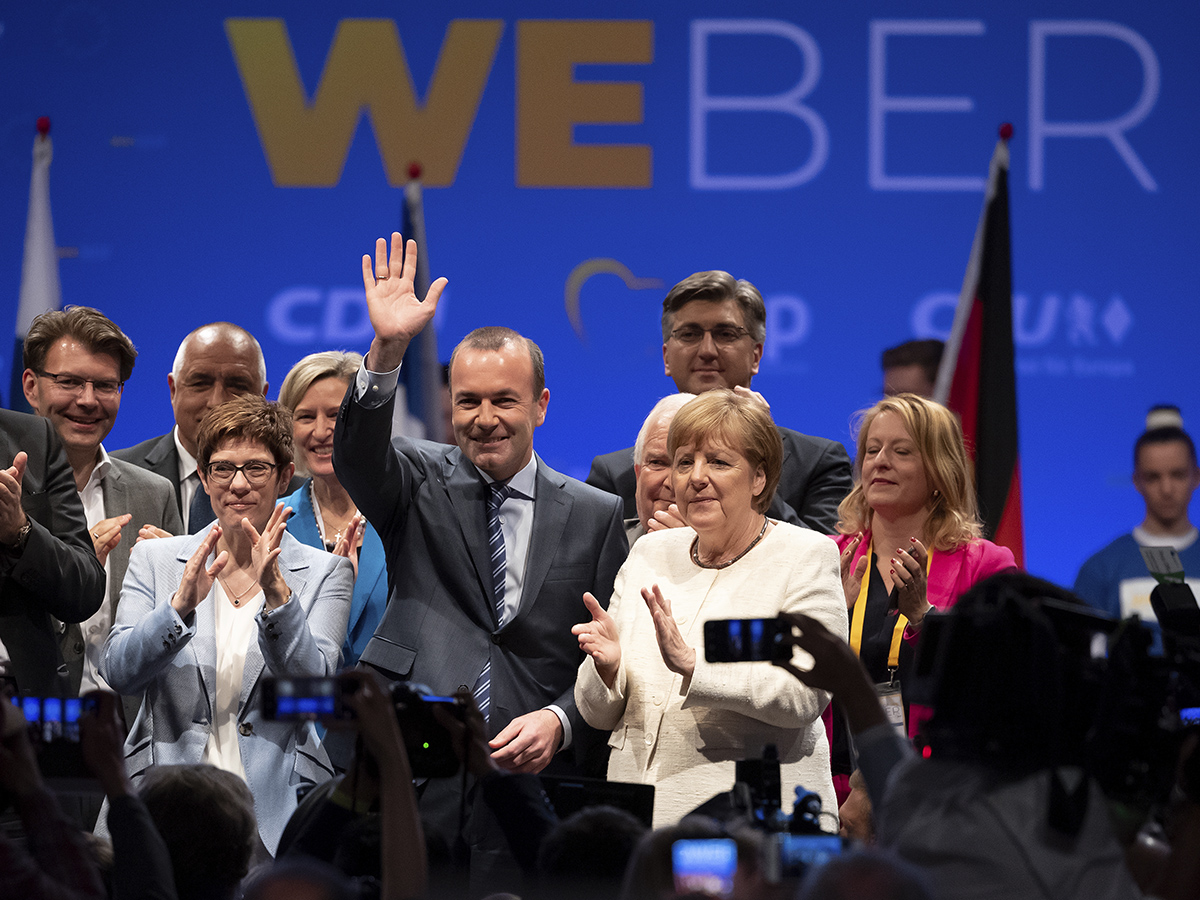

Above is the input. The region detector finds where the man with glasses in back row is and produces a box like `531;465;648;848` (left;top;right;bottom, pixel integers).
588;270;853;534
21;307;181;714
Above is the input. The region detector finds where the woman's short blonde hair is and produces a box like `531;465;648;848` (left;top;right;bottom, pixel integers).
667;390;782;514
277;350;363;414
837;393;981;550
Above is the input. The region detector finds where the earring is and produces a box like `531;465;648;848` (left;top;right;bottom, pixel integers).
931;489;942;501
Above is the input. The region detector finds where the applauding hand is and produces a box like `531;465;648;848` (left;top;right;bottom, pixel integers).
331;514;364;581
572;592;621;688
0;452;28;546
91;514;132;566
890;538;931;627
642;584;696;678
245;503;292;610
839;533;869;609
171;526;227;617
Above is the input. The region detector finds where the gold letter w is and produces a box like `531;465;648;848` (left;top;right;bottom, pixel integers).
226;18;503;187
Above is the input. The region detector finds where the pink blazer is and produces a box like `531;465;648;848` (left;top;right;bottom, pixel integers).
834;531;1017;738
835;531;1017;623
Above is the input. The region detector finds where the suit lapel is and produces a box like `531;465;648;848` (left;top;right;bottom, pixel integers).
145;433;183;509
515;456;571;622
444;451;497;617
102;463;132;605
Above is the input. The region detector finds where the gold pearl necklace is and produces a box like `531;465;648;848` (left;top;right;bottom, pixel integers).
691;516;769;569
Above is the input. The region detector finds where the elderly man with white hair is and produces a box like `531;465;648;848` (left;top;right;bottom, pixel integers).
624;393;696;545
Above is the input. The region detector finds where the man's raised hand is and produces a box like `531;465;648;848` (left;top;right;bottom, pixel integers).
362;232;449;371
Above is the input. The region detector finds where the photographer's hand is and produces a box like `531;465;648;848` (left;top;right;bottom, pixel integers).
342;669;427;900
435;690;501;777
774;612;888;735
79;691;132;799
0;701;42;803
342;670;408;772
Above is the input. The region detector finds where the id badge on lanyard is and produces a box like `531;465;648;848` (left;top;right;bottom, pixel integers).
848;539;933;739
875;679;906;737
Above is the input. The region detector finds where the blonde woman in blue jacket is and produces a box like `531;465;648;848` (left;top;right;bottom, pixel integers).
279;350;388;669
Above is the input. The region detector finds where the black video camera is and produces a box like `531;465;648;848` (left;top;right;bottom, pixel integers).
261;676;466;778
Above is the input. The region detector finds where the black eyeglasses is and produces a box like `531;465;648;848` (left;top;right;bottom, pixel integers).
36;370;124;398
204;461;277;485
669;325;751;346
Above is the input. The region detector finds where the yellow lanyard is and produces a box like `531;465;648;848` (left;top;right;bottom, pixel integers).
848;539;934;671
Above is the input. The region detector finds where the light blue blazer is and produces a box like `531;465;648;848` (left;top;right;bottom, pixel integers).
281;481;387;668
100;529;353;854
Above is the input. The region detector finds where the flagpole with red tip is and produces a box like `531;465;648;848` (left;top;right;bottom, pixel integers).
398;160;444;440
11;117;61;411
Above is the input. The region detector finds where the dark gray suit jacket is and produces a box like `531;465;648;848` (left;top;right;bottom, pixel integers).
111;431;183;514
587;426;853;535
334;387;629;748
59;457;183;714
0;409;105;695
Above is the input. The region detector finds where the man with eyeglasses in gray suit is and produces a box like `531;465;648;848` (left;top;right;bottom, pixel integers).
21;306;181;708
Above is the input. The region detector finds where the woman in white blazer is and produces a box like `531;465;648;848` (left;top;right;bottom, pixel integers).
102;395;352;856
575;390;848;827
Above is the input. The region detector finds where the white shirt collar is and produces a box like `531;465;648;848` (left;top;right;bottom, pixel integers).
80;444;112;498
481;453;538;500
1133;525;1199;552
173;425;200;482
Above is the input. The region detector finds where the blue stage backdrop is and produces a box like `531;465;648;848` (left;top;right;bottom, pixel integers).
3;2;1197;588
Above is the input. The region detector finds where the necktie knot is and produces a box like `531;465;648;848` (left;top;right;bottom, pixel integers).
489;482;512;512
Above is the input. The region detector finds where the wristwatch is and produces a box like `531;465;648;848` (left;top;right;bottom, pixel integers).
3;516;32;553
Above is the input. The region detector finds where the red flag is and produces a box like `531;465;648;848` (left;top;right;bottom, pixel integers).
935;125;1024;567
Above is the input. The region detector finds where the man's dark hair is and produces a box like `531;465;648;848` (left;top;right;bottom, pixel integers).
138;764;257;900
24;305;138;382
449;326;546;396
880;339;944;385
1135;425;1197;469
796;849;934;900
243;858;357;900
660;271;766;343
537;805;647;882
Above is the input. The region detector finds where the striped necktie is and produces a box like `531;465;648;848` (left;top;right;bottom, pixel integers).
473;482;512;722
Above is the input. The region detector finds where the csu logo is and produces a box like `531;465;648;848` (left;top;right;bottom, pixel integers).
911;290;1133;348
